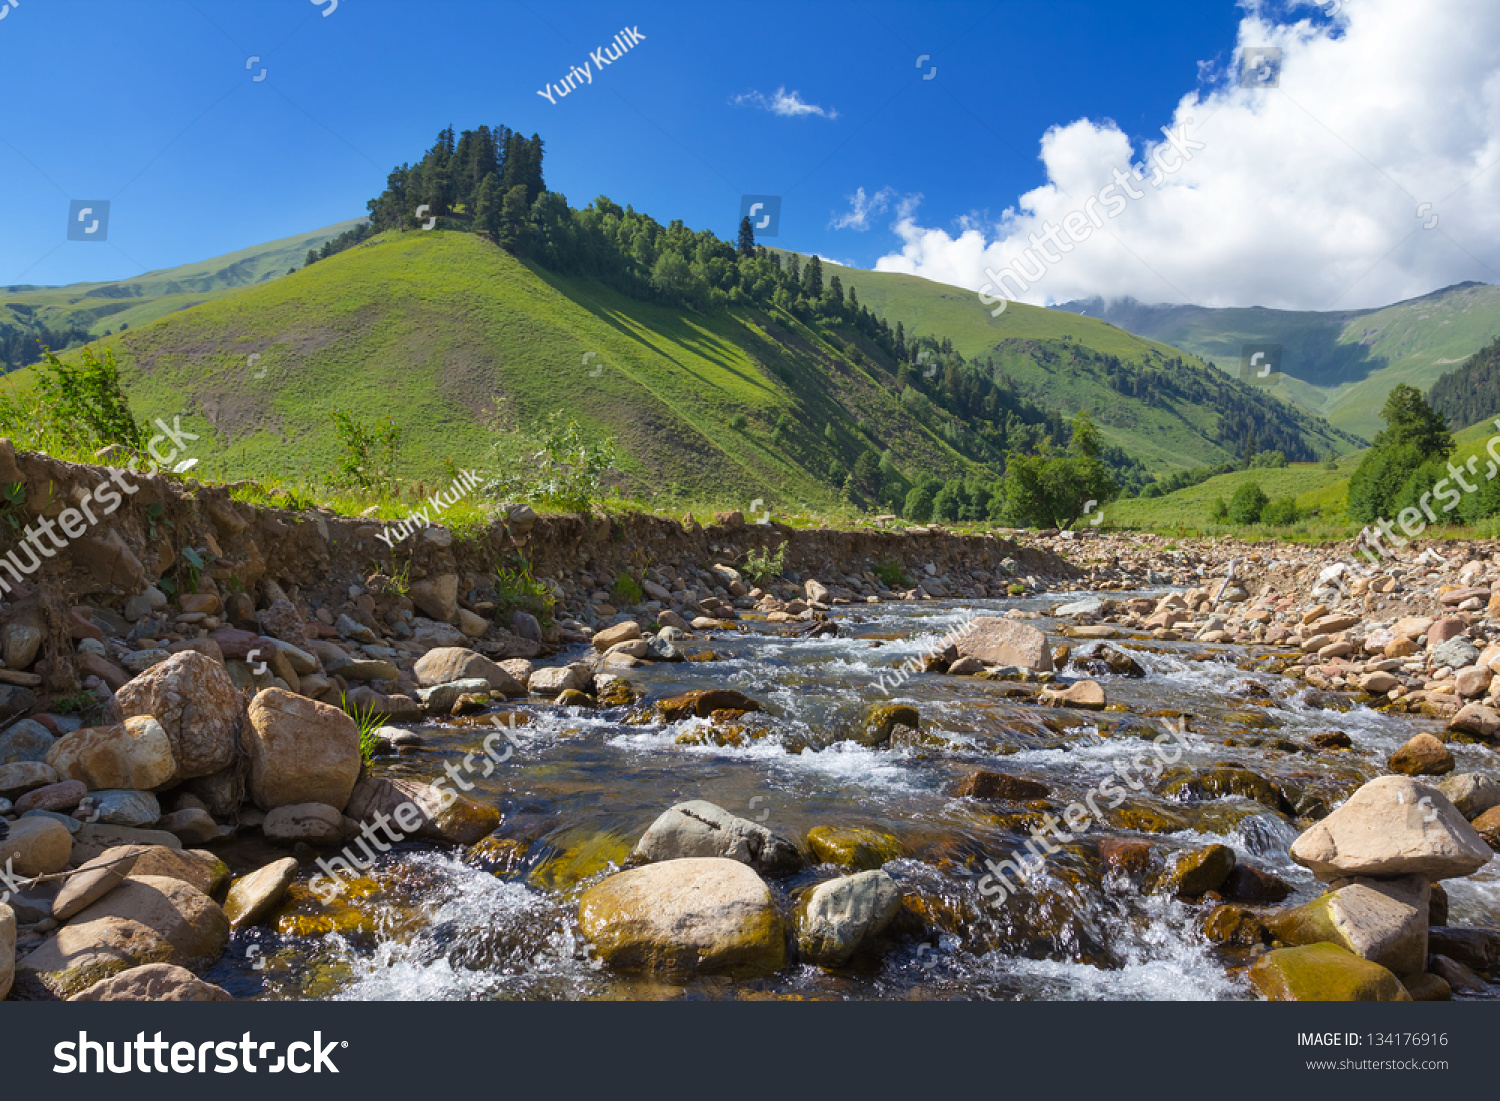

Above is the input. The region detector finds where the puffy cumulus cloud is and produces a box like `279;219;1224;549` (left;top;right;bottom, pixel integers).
731;87;839;119
873;0;1500;309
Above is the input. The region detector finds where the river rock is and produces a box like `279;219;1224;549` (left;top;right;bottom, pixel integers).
417;678;494;714
1432;636;1479;670
578;857;787;975
1157;843;1235;897
15;779;86;814
1387;733;1455;776
796;869;902;967
68;825;182;865
263;802;343;844
528;664;591;696
44;715;176;791
1473;805;1500;850
630;800;801;876
1249;942;1412;1001
858;704;918;747
1269;876;1430;974
158;807;222;845
410;573;458;623
338;659;399;682
413;648;524;696
130;846;228;896
0;685;36;724
223;856;299;929
1437;773;1500;820
0;718;54;764
657;688;762;721
1289;776;1492;881
1448;702;1500;740
807;825;901;870
0;761;58;799
1;816;72;876
258;598;309;648
952;769;1050;800
70;962;233;1002
53;846;145;920
0;902;13;1000
592;621;643;651
18;875;230;997
114;651;244;782
244;688;361;811
957;618;1053;672
84;788;160;827
1039;679;1107;711
344;775;499;845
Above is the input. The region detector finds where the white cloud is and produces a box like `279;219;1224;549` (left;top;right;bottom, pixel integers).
731;87;839;120
872;0;1500;310
830;186;899;230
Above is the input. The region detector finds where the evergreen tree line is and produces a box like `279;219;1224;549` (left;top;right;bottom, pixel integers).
1428;335;1500;431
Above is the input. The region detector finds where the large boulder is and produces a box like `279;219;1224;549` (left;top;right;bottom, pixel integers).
528;664;592;696
70;962;233;1001
957;618;1053;672
128;847;229;897
1387;733;1454;777
344;776;499;845
263;802;343;844
796;869;902;967
592;621;642;651
413;648;524;696
410;573;459;623
1;816;73;876
17;875;229;997
630;800;801;876
0;718;55;764
244;688;361;811
1268;876;1430;975
0;761;58;800
578;857;787;975
114;651;245;782
68;824;182;865
44;716;176;791
1249;943;1412;1001
1289;776;1492;881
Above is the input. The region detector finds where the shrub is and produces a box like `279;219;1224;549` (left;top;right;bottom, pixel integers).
873;557;909;588
496;554;556;624
330;409;402;495
490;412;618;515
1260;497;1301;525
608;572;644;607
31;344;143;452
1227;481;1268;524
1209;498;1229;523
741;542;786;586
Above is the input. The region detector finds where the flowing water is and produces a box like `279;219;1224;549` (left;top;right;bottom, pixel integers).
205;592;1500;1001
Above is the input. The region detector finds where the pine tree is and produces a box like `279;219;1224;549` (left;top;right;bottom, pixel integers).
473;173;501;237
498;184;530;251
828;274;844;306
803;255;823;299
736;216;756;257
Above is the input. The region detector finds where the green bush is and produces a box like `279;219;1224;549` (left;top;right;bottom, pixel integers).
490;412;618;515
1227;482;1268;524
1209;497;1229;523
330;409;402;495
873;557;909;588
1260;496;1301;525
741;542;786;586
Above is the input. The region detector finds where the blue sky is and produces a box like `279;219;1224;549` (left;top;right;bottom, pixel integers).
4;1;1492;311
0;0;1243;287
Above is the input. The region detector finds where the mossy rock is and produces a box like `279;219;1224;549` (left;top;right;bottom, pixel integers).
555;688;595;708
274;878;386;940
1221;708;1281;730
1188;801;1288;836
467;836;532;877
1249;943;1412;1001
595;680;638;707
807;825;902;870
1202;904;1270;947
857;704;919;747
658;688;762;721
527;830;634;891
1156;843;1235;897
1104;801;1192;834
1160;767;1286;811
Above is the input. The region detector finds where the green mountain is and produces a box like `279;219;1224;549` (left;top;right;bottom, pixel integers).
815;258;1359;471
0;219;363;372
1056;282;1500;438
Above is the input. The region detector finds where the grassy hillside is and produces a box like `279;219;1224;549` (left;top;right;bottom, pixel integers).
1058;283;1500;439
24;229;1041;512
816;258;1358;471
0;219;363;371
